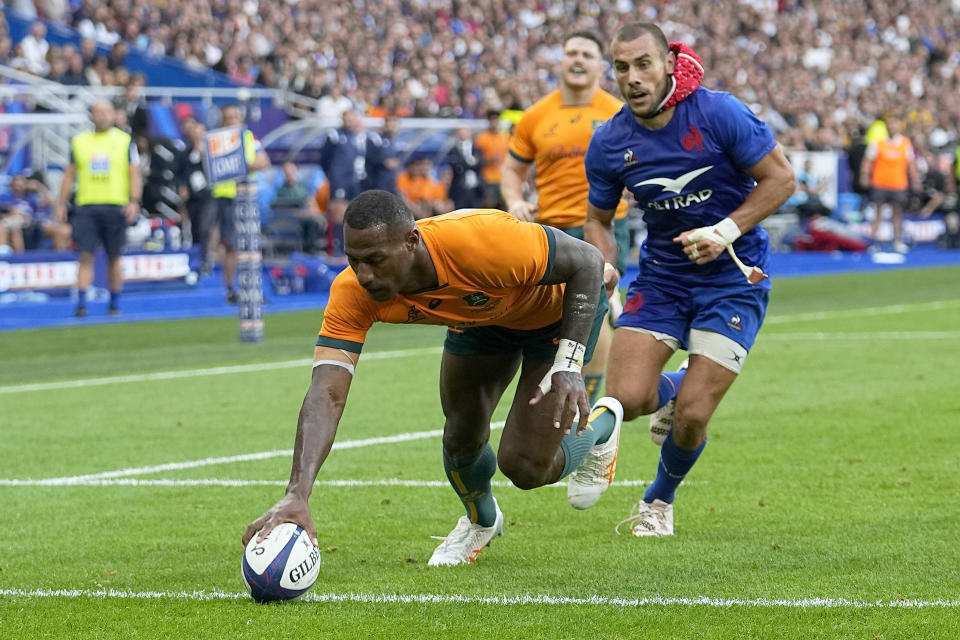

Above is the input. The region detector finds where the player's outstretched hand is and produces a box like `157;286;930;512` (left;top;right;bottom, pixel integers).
242;494;318;548
507;200;538;222
529;370;590;435
674;226;726;265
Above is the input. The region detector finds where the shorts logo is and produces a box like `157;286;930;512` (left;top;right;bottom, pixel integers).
462;292;491;307
727;314;742;330
624;291;643;314
623;148;638;168
428;298;443;309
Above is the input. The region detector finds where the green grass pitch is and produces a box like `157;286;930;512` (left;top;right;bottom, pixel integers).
1;266;959;639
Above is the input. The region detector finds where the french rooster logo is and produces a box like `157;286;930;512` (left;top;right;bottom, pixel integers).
682;126;704;152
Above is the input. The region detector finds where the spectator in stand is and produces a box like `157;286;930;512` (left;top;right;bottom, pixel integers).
445;126;485;210
320;110;367;259
272;160;325;255
1;171;70;251
107;40;128;71
0;178;32;254
860;118;920;253
365;115;402;194
85;54;110;86
60;52;88;85
316;85;354;121
396;157;451;220
789;159;832;220
113;74;149;140
18;21;49;76
474;110;510;209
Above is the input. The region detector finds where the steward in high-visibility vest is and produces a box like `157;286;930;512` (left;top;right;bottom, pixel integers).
860;118;918;253
55;100;142;317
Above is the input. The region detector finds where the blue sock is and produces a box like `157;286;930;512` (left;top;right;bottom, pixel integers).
643;430;705;504
557;401;618;480
109;291;120;309
443;444;498;527
77;289;87;308
656;371;687;410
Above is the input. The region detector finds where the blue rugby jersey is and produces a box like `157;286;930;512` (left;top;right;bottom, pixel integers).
586;88;777;284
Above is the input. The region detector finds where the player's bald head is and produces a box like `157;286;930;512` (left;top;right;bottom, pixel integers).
344;190;415;234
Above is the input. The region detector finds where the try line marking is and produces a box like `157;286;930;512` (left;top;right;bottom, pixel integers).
3;298;958;395
1;588;957;609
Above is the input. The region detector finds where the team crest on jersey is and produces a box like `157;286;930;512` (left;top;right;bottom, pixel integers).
544;123;559;138
682;126;705;152
622;148;638;168
406;306;425;323
462;292;491;307
727;314;742;330
428;298;442;309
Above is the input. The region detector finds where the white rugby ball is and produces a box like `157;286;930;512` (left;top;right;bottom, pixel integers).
241;523;320;603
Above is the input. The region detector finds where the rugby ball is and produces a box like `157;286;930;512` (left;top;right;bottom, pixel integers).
241;523;320;603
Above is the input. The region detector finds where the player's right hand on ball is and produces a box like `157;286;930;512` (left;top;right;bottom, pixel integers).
242;494;318;548
507;200;538;222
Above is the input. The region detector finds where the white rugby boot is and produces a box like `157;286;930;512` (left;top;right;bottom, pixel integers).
615;499;674;536
649;358;689;445
428;499;503;566
567;397;623;510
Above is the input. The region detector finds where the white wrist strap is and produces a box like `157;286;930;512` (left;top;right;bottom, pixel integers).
713;217;742;245
537;338;586;396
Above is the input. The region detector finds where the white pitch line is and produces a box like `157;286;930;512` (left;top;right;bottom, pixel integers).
4;298;958;396
764;299;960;325
763;330;960;341
1;588;956;609
0;346;442;395
13;422;505;486
0;477;671;488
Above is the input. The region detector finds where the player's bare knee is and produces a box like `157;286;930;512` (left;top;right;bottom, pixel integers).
497;453;549;491
441;428;488;466
606;382;659;420
674;404;710;445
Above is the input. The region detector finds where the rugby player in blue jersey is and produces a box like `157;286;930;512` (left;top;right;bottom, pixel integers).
582;22;795;536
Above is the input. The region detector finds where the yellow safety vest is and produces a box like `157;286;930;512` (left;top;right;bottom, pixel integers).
72;128;132;206
212;129;258;199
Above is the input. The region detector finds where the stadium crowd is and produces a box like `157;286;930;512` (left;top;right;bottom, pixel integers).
10;0;960;153
3;1;960;256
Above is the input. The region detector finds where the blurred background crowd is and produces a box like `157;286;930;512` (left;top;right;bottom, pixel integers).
2;0;960;260
4;0;960;151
